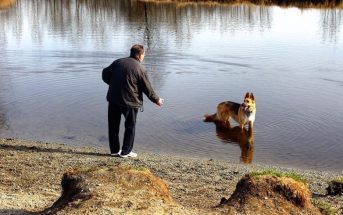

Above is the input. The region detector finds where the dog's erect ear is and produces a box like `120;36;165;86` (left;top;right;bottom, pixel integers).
250;93;255;101
245;92;250;99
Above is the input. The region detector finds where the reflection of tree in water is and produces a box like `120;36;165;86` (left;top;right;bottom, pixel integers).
320;9;342;42
0;71;10;131
0;0;12;131
1;0;274;50
109;1;273;86
117;1;273;47
2;0;341;88
2;0;343;48
171;4;272;33
0;0;21;46
0;106;9;130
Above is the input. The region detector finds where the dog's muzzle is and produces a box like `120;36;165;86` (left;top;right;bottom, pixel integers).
242;103;249;111
242;103;252;116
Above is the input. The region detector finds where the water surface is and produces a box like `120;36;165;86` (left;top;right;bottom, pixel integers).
1;0;343;171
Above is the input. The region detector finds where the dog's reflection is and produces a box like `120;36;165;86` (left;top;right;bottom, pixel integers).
215;123;254;164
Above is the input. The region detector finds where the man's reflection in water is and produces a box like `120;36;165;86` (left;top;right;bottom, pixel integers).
215;123;254;164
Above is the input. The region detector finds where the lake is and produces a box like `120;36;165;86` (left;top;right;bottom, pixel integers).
0;0;343;171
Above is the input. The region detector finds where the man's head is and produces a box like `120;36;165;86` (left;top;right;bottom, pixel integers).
130;44;145;62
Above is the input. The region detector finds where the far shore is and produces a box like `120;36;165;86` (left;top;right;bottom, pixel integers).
0;138;342;214
140;0;343;9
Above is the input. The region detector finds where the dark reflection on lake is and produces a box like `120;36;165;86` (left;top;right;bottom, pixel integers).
0;0;343;171
214;124;255;164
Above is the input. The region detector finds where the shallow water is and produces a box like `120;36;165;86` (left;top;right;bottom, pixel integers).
0;0;343;171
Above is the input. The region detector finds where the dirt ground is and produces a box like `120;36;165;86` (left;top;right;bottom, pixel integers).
0;138;342;214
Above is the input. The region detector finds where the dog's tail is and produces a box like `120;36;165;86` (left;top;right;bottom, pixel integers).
203;113;217;122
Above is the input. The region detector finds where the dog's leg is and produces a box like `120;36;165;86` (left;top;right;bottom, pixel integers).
224;116;230;125
239;123;244;131
223;119;231;128
248;121;254;130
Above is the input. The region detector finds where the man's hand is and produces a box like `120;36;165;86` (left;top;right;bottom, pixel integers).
157;98;164;106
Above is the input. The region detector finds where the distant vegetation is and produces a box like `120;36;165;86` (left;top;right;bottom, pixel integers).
0;0;15;10
141;0;343;8
1;0;342;10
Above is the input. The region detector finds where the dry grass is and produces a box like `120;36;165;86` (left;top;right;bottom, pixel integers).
247;170;312;208
272;176;311;207
221;173;321;214
39;166;185;214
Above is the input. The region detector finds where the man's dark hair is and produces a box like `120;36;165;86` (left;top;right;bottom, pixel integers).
130;44;144;59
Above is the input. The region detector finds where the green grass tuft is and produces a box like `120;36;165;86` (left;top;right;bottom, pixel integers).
249;169;307;184
311;199;337;215
332;176;343;184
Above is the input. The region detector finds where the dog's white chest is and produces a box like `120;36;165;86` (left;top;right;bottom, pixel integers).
238;112;255;124
246;114;255;123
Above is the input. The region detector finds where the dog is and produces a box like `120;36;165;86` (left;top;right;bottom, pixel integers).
204;92;256;130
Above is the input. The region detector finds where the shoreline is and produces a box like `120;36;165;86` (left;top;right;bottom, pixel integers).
1;138;342;214
3;135;341;174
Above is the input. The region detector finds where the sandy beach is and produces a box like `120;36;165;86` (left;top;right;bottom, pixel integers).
0;138;342;214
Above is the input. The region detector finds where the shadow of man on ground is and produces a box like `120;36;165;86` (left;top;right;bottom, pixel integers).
0;139;109;158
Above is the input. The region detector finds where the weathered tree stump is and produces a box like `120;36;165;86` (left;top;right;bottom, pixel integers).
327;179;343;196
39;170;92;215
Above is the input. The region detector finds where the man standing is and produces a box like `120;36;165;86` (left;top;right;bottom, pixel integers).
102;44;164;158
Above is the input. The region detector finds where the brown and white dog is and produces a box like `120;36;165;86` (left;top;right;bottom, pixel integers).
204;92;256;130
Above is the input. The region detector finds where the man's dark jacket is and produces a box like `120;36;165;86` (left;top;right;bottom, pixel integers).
102;57;159;108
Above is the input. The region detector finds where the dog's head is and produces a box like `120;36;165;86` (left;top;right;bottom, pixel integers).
242;92;256;115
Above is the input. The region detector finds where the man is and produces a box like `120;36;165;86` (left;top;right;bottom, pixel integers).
102;44;164;158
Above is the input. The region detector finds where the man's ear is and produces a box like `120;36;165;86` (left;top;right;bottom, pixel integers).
139;54;144;62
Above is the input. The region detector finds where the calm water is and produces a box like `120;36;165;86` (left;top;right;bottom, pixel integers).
1;0;343;171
